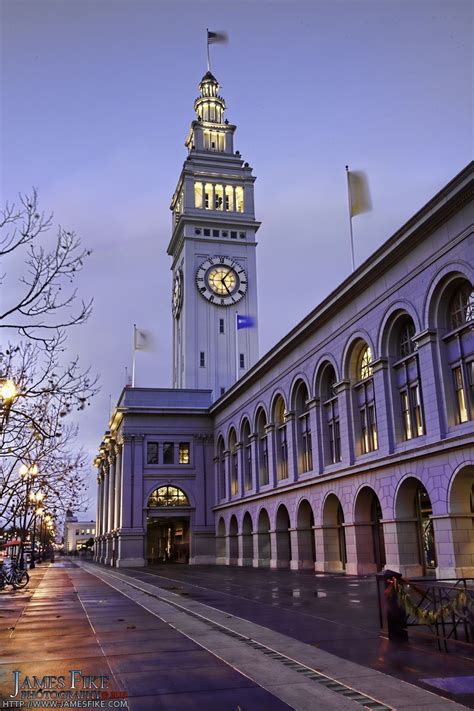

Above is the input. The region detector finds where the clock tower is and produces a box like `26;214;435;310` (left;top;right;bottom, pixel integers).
168;71;260;400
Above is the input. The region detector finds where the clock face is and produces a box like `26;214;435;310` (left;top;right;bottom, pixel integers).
196;257;248;306
172;269;183;318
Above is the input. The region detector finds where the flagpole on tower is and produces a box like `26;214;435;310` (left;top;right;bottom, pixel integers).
346;165;356;273
132;324;137;387
206;28;211;72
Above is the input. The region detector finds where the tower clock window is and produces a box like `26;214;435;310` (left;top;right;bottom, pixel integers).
194;182;203;209
239;353;245;369
200;352;205;367
235;186;244;212
225;186;234;211
205;183;213;209
219;319;225;334
215;184;224;210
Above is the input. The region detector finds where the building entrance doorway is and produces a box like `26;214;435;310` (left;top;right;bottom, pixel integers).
147;518;190;564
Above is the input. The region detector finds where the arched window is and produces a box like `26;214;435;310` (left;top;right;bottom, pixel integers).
294;382;312;473
241;419;252;491
321;364;341;465
442;280;474;425
354;344;378;454
274;396;288;480
256;408;269;486
390;316;424;441
217;437;226;500
449;285;474;330
148;486;189;507
229;428;238;496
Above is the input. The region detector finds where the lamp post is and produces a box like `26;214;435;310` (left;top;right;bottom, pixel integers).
19;463;38;569
29;491;45;569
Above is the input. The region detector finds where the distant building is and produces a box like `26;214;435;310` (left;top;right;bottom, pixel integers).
94;69;473;578
64;510;96;553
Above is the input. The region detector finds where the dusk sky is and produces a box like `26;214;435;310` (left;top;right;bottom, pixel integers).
1;0;472;519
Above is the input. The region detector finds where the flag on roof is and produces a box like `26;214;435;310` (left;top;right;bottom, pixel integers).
236;314;255;330
207;30;229;45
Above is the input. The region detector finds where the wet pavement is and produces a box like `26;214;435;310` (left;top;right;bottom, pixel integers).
114;563;474;709
2;560;472;710
0;561;293;710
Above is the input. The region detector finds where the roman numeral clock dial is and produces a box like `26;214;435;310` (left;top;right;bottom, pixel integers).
196;257;248;306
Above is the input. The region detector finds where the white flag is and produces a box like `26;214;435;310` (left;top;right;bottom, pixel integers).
347;170;372;217
134;326;153;352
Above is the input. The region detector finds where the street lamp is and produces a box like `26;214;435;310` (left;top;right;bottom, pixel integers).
19;463;38;569
29;491;45;569
0;378;18;437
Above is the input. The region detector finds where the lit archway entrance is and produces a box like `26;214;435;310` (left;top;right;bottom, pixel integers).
353;487;386;574
322;494;347;572
146;486;191;564
395;478;436;576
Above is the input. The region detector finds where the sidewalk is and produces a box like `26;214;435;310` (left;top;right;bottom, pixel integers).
0;561;471;711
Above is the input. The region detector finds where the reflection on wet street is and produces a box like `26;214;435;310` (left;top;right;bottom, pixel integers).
121;564;474;708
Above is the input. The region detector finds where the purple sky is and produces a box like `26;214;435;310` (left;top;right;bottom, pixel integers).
1;0;472;519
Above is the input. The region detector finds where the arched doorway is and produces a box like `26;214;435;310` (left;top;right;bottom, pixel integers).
322;494;347;572
256;508;271;567
216;517;226;563
353;487;386;573
146;485;191;563
229;515;239;565
295;499;316;569
396;478;436;576
447;466;474;576
241;512;254;565
274;504;291;568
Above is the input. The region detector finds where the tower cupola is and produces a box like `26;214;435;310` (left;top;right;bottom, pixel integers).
194;71;226;124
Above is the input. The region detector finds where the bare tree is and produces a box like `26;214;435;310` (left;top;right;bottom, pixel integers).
0;189;92;344
0;191;98;538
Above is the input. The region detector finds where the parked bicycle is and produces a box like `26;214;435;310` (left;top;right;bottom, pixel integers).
0;558;29;590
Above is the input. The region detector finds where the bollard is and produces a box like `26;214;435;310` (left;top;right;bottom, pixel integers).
376;569;408;642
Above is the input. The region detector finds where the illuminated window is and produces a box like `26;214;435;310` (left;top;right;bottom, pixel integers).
86;529;90;534
179;442;190;464
225;186;234;211
450;285;474;329
358;346;373;380
214;184;224;210
147;441;159;464
163;442;174;465
194;182;203;209
274;397;288;480
92;529;95;535
235;186;244;213
454;366;468;423
322;367;341;464
354;345;378;454
204;183;213;210
148;486;189;507
393;317;424;441
294;382;312;474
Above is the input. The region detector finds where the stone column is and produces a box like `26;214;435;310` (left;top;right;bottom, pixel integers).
94;471;102;561
371;358;392;454
414;329;445;438
290;527;314;570
432;514;474;578
237;532;252;567
116;434;145;567
114;442;123;531
223;449;230;501
313;525;344;572
344;523;378;575
105;452;116;566
334;380;354;465
100;461;109;564
382;517;423;577
235;442;243;498
269;529;279;569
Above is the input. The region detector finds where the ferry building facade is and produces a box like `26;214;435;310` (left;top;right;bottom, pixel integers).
94;70;474;579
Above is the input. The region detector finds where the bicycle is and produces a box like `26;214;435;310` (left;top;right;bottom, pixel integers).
0;559;30;590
